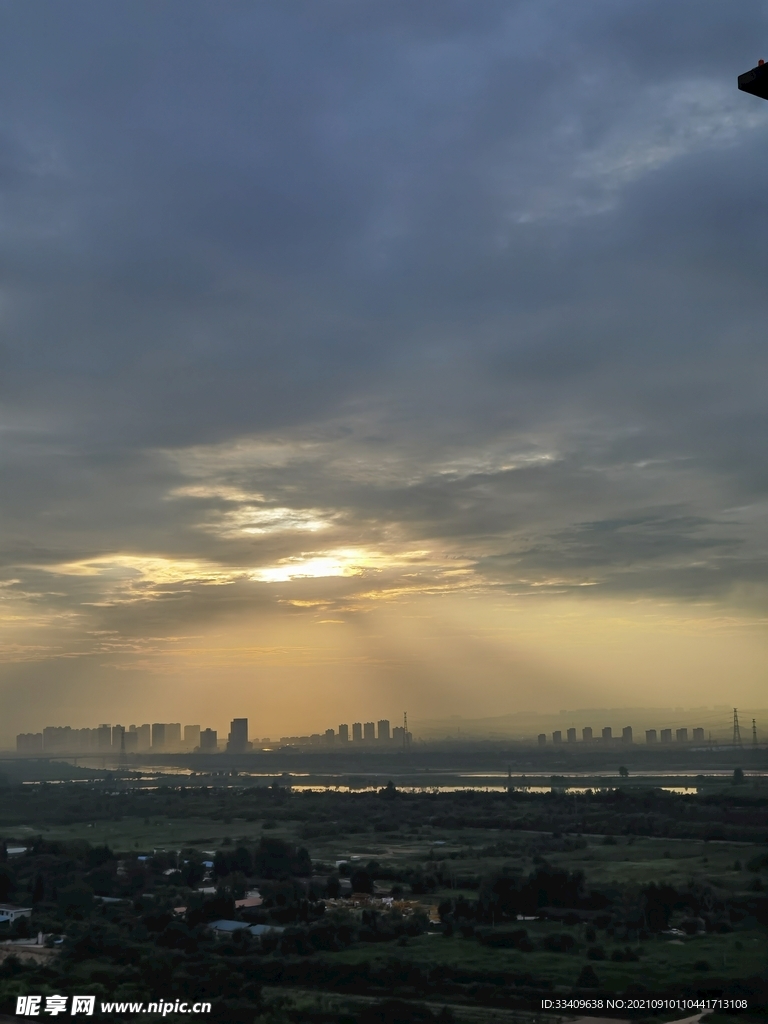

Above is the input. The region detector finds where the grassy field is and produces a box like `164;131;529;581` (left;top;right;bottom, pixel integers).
312;924;767;990
260;985;563;1024
5;814;760;898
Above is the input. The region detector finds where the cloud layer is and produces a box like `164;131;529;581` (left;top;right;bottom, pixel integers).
1;1;768;736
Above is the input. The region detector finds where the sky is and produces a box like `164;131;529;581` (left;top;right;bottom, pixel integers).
1;1;768;743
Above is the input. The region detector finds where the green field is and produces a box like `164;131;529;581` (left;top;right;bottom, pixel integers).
313;923;767;991
7;811;761;903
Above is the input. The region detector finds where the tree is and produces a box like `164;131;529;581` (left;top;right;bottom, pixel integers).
31;874;45;904
326;876;341;898
0;865;14;902
254;837;294;879
254;837;312;879
618;766;629;778
350;869;374;894
733;768;745;785
58;883;94;919
641;882;680;931
576;965;600;988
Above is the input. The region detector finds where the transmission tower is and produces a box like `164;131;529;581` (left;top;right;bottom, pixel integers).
753;718;758;747
403;712;408;750
733;708;743;747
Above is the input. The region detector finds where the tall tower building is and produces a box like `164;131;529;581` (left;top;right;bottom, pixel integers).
338;724;349;743
227;718;249;753
582;727;593;742
363;722;375;742
151;723;166;751
135;724;151;751
166;723;181;751
200;728;217;752
352;722;362;742
184;725;201;750
377;719;391;742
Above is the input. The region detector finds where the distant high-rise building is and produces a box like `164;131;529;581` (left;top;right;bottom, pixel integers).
134;724;151;751
227;718;250;753
377;720;390;742
363;722;375;742
352;722;363;742
692;727;704;742
392;726;405;745
660;728;672;744
324;729;335;744
646;729;657;743
567;728;576;743
537;733;546;746
97;724;112;751
552;730;562;744
602;727;612;741
200;728;217;752
151;723;166;751
338;724;349;743
43;726;71;753
123;730;138;752
112;725;126;751
165;723;181;751
582;727;593;742
184;725;201;750
676;728;688;743
622;726;633;744
16;733;43;754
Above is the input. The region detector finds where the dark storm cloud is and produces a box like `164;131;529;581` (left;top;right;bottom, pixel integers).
1;0;768;648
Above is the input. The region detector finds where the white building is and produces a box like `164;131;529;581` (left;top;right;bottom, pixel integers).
0;905;32;923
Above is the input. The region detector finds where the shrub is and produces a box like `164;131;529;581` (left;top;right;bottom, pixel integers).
543;932;575;953
350;869;374;895
576;965;600;988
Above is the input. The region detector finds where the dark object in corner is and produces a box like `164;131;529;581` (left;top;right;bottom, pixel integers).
739;61;768;100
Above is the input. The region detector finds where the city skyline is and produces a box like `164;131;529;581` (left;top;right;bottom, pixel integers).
14;707;759;754
1;5;768;736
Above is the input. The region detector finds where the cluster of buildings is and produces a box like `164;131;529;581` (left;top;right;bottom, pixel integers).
16;718;254;755
15;716;413;755
536;725;707;746
279;720;412;747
